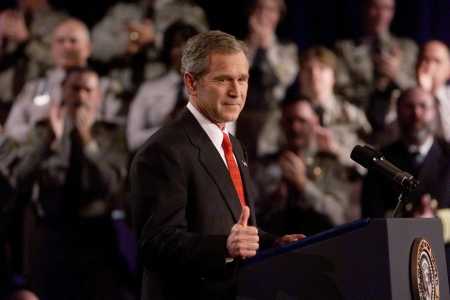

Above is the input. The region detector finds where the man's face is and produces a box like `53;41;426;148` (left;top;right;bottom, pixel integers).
253;0;281;31
281;101;319;151
51;22;91;68
187;51;249;126
397;89;436;145
62;72;101;118
417;42;450;91
299;58;335;100
365;0;395;35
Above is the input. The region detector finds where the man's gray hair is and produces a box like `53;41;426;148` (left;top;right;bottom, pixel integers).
181;30;248;78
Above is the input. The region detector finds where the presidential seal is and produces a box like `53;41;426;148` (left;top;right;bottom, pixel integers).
410;238;440;300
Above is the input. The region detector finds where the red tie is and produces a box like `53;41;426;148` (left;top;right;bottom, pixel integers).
222;132;246;208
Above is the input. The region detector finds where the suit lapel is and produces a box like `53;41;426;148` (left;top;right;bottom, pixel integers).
416;141;443;192
179;110;242;223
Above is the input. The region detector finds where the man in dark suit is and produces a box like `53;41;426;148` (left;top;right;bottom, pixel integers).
361;86;450;273
362;86;450;217
130;30;303;300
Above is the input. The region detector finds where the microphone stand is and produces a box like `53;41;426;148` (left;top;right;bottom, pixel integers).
392;192;405;218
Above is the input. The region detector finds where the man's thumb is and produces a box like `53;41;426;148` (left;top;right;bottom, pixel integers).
238;206;250;226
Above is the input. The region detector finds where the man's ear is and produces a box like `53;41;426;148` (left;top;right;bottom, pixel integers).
184;72;197;97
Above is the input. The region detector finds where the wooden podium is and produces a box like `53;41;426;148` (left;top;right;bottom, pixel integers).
237;218;450;299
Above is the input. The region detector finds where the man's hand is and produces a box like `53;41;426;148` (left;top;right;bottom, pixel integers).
417;63;435;93
413;194;437;218
279;151;307;191
373;46;402;83
74;105;96;145
275;234;306;247
0;10;29;43
314;126;339;157
227;206;259;259
126;19;155;54
247;13;274;50
49;104;65;141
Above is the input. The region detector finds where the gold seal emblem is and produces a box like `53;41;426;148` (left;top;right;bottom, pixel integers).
410;238;440;300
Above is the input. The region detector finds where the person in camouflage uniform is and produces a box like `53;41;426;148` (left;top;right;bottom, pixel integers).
5;18;124;142
91;0;208;101
293;46;371;169
0;0;67;123
254;98;357;236
236;0;298;162
334;0;417;109
14;66;129;300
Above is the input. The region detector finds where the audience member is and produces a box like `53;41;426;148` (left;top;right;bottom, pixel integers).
0;125;21;296
361;86;450;274
416;40;450;142
5;18;124;142
13;67;129;300
237;0;298;161
0;0;67;123
366;40;450;147
335;0;417;108
91;0;208;100
254;98;356;236
296;46;371;168
126;21;199;152
362;86;450;221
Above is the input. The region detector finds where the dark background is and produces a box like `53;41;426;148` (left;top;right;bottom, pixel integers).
1;0;450;49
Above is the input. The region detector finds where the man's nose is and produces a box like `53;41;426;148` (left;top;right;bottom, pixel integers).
228;80;239;97
412;106;425;120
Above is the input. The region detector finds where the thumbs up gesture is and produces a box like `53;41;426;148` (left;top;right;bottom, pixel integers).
226;206;259;259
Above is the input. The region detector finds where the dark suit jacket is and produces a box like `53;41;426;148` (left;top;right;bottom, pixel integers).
361;138;450;218
130;109;275;300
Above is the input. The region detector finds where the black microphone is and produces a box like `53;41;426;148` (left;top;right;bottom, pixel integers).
350;145;419;192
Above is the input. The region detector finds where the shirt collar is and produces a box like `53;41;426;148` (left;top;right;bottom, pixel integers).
435;85;450;103
407;136;434;157
187;102;231;149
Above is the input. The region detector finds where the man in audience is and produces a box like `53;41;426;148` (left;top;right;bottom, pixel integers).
91;0;208;101
5;18;124;142
127;21;199;152
254;97;357;236
366;40;450;147
361;86;450;274
0;124;21;297
14;66;129;300
416;40;450;142
0;0;67;123
362;86;450;220
335;0;417;108
295;46;371;168
237;0;298;162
